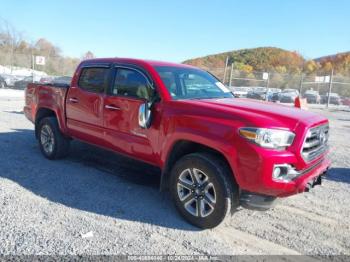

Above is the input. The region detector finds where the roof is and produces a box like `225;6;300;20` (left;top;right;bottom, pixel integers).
80;57;197;69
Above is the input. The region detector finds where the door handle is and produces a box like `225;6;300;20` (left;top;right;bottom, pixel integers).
69;97;78;103
105;105;121;111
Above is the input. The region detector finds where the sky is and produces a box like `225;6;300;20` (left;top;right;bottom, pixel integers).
0;0;349;62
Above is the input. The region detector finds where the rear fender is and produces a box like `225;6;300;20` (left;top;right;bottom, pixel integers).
35;86;68;136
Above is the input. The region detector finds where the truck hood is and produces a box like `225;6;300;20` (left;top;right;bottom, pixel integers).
179;98;327;130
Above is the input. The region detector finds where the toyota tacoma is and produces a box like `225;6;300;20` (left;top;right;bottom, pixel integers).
24;58;331;228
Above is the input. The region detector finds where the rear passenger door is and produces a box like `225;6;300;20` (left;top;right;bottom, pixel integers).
66;66;111;142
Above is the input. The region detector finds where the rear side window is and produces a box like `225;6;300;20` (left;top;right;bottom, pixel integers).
78;67;110;93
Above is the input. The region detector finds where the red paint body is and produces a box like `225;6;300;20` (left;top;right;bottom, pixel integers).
24;58;330;198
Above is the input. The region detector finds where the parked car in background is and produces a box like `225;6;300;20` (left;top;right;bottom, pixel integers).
321;93;341;105
279;89;299;103
247;87;267;101
267;88;281;102
0;75;6;88
270;92;282;102
14;76;41;89
267;88;281;94
341;97;350;106
39;76;55;84
231;86;250;98
329;93;341;105
0;74;22;87
52;76;73;86
303;90;321;104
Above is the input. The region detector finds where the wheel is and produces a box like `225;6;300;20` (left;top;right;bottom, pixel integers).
170;153;238;229
38;117;70;159
0;81;5;89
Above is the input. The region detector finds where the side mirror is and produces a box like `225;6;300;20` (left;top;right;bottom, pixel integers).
138;102;152;129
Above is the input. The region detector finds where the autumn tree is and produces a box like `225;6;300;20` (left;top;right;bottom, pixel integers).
304;60;319;74
82;51;95;60
0;19;81;76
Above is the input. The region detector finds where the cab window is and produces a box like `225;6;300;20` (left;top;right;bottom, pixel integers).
113;68;152;100
78;67;110;93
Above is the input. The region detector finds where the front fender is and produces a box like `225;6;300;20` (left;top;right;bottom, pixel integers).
160;128;242;187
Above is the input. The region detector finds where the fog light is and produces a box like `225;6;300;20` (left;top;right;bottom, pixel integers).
273;164;300;182
273;167;281;178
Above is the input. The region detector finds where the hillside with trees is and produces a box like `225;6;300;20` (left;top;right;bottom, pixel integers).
315;51;350;75
0;19;92;76
183;47;350;95
183;47;350;77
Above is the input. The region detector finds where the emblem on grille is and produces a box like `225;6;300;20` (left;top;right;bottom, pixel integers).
302;124;329;162
319;129;327;145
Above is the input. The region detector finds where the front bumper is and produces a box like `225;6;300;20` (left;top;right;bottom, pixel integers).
287;158;330;197
252;156;329;197
230;137;331;198
239;169;327;210
240;191;277;211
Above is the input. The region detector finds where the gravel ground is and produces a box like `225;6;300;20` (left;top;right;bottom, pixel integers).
0;90;349;255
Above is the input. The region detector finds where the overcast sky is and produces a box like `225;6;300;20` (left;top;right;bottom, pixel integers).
1;0;349;62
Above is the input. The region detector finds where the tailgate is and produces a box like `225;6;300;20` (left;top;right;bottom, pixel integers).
24;83;37;123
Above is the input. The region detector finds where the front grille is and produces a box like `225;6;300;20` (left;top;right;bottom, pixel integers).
301;124;329;162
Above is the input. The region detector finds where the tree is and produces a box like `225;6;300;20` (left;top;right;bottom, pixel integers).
233;62;253;74
275;65;287;74
82;51;95;60
34;38;61;57
304;60;318;74
0;19;83;76
322;61;333;73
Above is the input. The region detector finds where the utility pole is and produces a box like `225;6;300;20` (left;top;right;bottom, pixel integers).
10;46;14;74
222;56;229;85
32;52;35;83
326;68;334;108
266;73;270;89
299;73;304;94
265;72;270;101
229;63;234;88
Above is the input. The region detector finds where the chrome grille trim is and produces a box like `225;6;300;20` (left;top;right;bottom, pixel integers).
301;124;329;162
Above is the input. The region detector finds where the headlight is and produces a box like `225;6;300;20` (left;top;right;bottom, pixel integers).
239;127;295;149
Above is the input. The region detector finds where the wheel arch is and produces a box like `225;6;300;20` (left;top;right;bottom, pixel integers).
160;139;237;192
35;107;58;139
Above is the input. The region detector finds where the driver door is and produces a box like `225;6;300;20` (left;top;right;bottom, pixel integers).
103;66;157;164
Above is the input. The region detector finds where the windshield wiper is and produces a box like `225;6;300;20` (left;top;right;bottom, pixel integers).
201;96;231;100
181;95;232;100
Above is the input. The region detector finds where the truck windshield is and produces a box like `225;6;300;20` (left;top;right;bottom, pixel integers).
155;66;233;100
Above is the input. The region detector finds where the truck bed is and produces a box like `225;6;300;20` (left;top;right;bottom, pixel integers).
24;83;69;124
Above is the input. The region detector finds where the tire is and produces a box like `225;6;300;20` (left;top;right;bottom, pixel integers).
38;117;70;160
170;152;238;229
0;81;5;89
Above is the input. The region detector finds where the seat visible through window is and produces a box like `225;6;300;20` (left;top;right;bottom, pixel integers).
113;68;151;99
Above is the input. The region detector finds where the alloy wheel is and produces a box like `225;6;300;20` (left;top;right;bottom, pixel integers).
177;168;216;217
40;124;55;154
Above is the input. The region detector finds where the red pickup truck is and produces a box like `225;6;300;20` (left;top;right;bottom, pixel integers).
24;58;331;228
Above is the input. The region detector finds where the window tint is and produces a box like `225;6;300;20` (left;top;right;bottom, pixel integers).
113;68;152;100
78;67;110;93
158;71;177;95
155;66;233;100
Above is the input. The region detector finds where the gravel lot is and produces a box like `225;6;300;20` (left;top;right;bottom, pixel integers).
0;89;349;255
